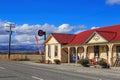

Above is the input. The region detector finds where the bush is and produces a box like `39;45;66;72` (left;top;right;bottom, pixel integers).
78;59;89;67
98;59;106;66
54;59;61;64
98;58;109;68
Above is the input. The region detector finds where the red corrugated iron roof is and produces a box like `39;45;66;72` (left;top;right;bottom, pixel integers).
51;24;120;45
51;33;76;44
97;31;117;42
70;24;120;45
97;25;120;42
94;24;120;42
69;30;94;45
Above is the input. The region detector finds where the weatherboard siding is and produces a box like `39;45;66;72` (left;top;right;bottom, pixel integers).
45;36;61;63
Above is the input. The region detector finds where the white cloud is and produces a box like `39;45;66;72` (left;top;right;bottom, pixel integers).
15;24;38;35
57;24;74;33
91;26;99;29
15;34;33;42
0;21;8;35
40;23;57;33
0;21;84;45
14;34;43;45
106;0;120;4
0;35;9;43
14;23;73;35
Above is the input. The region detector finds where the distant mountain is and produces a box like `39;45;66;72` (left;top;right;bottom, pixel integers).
0;45;44;52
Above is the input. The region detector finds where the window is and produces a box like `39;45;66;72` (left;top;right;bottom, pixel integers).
54;45;58;57
117;46;120;58
48;45;51;58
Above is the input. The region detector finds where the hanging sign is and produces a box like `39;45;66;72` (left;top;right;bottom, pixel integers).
38;30;45;36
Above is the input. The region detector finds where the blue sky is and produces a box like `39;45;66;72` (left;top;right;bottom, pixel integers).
0;0;120;26
0;0;120;46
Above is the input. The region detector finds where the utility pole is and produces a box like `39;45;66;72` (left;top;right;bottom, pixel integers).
5;23;15;60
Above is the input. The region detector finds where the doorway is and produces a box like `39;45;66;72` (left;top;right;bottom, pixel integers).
94;46;100;59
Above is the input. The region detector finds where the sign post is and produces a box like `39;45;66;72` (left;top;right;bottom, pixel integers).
38;30;46;52
38;30;46;62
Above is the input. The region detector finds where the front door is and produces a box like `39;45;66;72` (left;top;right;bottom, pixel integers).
94;46;100;59
116;46;120;59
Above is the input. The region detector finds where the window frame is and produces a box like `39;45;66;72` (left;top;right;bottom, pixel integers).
54;45;58;57
48;45;51;58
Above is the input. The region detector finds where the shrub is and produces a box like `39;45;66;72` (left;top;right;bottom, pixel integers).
54;59;61;64
78;59;89;67
98;59;106;66
98;58;109;68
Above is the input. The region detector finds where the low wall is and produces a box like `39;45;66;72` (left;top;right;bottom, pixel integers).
0;54;45;61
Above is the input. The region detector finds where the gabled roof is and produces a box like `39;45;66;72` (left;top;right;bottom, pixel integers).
69;30;94;45
69;24;120;45
48;24;120;45
97;31;117;42
51;33;76;44
84;31;108;44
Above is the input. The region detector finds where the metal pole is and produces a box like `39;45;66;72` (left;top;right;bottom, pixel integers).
44;32;46;52
43;32;46;61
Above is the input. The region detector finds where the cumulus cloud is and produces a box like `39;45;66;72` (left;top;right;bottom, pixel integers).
14;23;73;35
0;21;8;35
57;24;74;33
0;21;83;45
15;24;38;35
13;23;75;45
106;0;120;4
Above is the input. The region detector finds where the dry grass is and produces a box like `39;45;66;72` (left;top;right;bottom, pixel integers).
0;54;44;61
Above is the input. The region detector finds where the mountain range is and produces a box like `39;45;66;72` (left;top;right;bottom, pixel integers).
0;45;44;53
